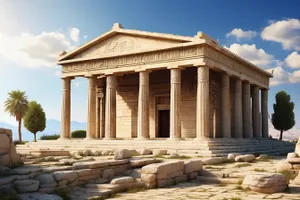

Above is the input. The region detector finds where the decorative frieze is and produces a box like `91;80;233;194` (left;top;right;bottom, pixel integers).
63;46;203;72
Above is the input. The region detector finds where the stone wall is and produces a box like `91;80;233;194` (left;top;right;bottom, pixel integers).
0;128;23;167
0;159;129;194
141;160;203;188
115;68;222;138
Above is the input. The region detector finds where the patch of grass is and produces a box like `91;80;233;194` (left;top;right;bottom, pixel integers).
237;179;243;185
235;163;251;168
127;188;146;193
218;182;228;187
280;170;298;180
131;151;140;156
0;194;18;200
154;155;165;159
54;188;71;200
40;134;60;140
235;185;244;190
166;155;191;159
109;193;122;198
205;166;225;170
253;168;266;172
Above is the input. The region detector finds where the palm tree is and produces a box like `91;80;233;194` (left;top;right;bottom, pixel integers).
4;90;29;142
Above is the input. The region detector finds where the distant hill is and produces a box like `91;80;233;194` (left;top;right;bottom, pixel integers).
0;119;86;141
0;119;299;142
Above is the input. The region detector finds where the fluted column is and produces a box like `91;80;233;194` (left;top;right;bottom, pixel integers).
243;82;252;138
261;89;269;138
169;68;182;139
221;73;231;138
252;86;260;137
96;87;105;138
104;75;117;139
196;66;210;139
137;71;150;139
233;78;243;138
99;90;105;139
60;77;71;139
96;93;100;138
86;76;96;139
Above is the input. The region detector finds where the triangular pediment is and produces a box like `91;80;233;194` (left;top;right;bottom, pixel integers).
58;27;198;62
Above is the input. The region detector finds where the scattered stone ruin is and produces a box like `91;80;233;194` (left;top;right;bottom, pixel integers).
0;128;23;167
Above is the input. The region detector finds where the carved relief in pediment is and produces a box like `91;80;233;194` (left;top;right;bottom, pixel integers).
72;33;183;59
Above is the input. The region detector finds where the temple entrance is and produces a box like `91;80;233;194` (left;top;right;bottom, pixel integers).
158;110;170;138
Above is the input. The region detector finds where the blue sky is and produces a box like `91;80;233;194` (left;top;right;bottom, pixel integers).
0;0;300;129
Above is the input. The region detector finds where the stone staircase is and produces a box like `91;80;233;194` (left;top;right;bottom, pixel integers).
16;138;295;157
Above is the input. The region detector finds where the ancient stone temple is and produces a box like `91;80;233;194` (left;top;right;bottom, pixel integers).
57;23;271;141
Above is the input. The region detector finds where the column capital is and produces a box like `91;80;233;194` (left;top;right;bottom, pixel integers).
106;75;118;88
197;66;209;83
170;68;181;84
139;71;150;86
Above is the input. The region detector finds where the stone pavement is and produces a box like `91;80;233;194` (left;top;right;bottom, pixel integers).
108;181;300;200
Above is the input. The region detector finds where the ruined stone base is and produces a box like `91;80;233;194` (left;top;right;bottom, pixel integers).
17;138;295;157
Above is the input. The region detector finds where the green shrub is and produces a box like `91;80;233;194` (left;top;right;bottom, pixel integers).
14;141;28;145
40;134;60;140
71;130;86;138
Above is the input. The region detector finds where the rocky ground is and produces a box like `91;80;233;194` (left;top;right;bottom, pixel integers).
106;156;300;200
3;150;300;200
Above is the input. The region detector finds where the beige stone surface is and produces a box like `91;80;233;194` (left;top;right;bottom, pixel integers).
0;129;23;167
114;149;132;160
242;173;288;194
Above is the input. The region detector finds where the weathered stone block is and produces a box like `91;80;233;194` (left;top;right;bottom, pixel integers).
114;149;132;160
35;174;57;188
184;159;203;173
15;179;40;193
242;173;288;194
102;169;115;179
53;171;78;183
111;176;134;184
175;175;188;184
141;173;156;183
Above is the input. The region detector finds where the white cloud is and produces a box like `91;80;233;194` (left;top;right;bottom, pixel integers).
0;30;77;68
290;70;300;83
285;51;300;69
226;28;257;39
266;66;300;86
72;80;81;87
55;70;62;77
225;43;274;68
84;35;88;39
69;27;80;43
266;66;291;86
261;19;300;50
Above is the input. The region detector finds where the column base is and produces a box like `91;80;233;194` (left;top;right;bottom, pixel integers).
135;137;150;140
167;137;183;141
194;137;206;141
58;137;71;140
84;137;98;140
103;137;117;140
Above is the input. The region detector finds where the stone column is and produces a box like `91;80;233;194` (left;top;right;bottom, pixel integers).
233;78;243;138
221;73;231;138
60;77;71;139
137;71;150;139
252;86;260;137
169;68;182;139
96;79;105;139
243;82;252;138
96;91;100;138
104;75;117;139
99;89;105;139
261;89;269;138
196;66;210;139
86;76;96;139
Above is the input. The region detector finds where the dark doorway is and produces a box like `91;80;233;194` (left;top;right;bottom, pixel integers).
158;110;170;138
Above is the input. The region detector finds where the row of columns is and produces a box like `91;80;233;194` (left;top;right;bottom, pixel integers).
60;66;269;140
